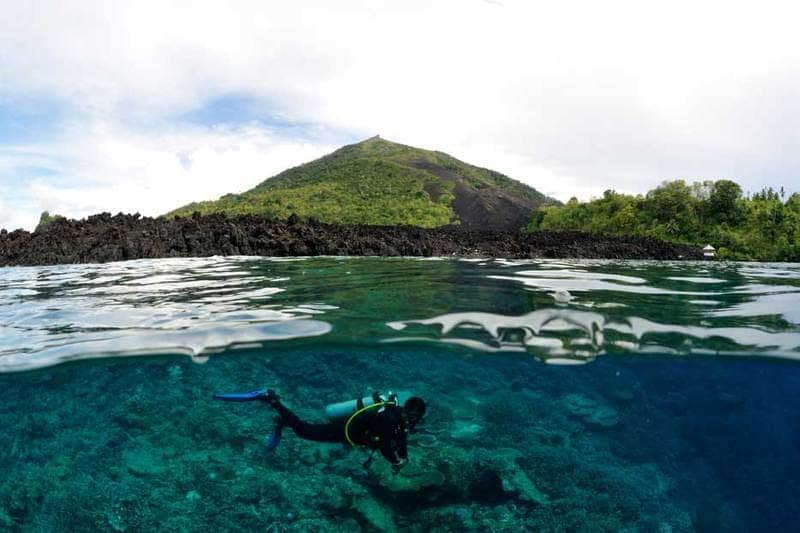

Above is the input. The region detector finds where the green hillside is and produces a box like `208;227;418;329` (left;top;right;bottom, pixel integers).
166;136;556;230
529;180;800;261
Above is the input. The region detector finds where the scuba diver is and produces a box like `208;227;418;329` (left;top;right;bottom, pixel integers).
214;388;427;472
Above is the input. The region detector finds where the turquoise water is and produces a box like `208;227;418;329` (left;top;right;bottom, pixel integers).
1;257;799;531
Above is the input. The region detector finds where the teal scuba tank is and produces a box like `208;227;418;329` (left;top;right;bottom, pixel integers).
325;390;412;421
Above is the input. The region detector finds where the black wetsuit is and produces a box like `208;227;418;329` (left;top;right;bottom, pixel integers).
269;398;409;466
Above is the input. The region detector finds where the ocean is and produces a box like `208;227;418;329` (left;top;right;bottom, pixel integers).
1;257;798;531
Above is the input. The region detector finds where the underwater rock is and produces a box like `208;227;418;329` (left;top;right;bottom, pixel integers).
531;427;570;449
491;448;550;506
297;443;335;466
449;396;482;420
466;448;551;506
293;517;362;531
167;365;183;380
467;468;507;504
0;508;12;528
352;496;397;533
505;469;551;506
375;462;447;493
449;420;482;440
122;446;167;477
606;369;642;404
585;408;620;429
106;510;126;532
627;463;675;498
409;432;438;449
564;393;620;428
607;385;637;403
454;506;472;521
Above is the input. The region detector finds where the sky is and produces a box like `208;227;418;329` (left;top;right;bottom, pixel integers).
1;0;799;230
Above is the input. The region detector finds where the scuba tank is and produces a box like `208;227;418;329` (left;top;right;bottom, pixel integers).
325;390;413;421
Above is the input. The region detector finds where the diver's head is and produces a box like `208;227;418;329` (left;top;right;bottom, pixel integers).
403;396;427;430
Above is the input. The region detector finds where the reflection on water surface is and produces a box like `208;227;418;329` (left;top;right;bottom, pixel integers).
1;257;799;371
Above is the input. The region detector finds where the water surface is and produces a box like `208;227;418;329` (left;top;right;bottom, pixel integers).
1;257;798;531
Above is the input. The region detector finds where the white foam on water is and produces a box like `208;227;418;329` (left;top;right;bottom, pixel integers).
666;277;727;284
387;302;800;362
490;274;717;296
514;269;647;284
0;319;332;373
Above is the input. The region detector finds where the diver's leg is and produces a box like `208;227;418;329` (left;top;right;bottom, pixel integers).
287;420;344;443
264;392;301;426
265;390;344;443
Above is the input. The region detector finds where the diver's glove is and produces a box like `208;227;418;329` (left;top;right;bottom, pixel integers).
391;458;408;474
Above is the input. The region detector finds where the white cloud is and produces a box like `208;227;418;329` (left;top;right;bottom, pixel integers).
1;0;800;229
2;124;338;230
0;196;10;229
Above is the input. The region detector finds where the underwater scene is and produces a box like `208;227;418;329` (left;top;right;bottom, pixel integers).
1;257;799;532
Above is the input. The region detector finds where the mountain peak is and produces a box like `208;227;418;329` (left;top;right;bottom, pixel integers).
167;139;557;230
350;135;409;150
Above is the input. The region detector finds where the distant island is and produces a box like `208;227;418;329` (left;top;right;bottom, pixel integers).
9;136;778;265
157;135;788;262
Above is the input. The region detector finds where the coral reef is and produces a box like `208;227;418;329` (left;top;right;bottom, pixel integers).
563;393;620;428
8;345;790;531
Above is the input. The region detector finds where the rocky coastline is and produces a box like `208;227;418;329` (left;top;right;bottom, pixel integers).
0;212;705;267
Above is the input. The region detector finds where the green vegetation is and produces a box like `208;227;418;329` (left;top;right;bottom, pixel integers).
35;211;66;230
166;136;552;228
529;179;800;261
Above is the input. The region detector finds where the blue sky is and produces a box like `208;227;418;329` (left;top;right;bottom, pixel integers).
0;96;68;144
180;94;285;129
1;0;799;230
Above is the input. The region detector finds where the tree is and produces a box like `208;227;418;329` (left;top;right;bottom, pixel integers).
706;179;743;225
527;178;800;260
643;180;700;238
36;211;66;231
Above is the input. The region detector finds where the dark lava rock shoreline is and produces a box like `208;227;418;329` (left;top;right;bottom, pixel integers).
0;212;705;267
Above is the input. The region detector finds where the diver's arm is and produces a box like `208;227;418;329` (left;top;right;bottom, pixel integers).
378;440;408;472
378;442;399;464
